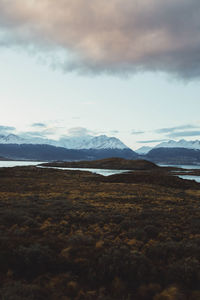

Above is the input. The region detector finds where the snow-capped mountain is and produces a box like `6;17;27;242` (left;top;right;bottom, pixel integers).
58;135;128;149
135;139;200;155
0;134;56;147
0;134;129;150
0;134;137;161
155;139;200;150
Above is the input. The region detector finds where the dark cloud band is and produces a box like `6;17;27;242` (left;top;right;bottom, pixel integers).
131;130;145;135
168;131;200;138
31;123;47;128
155;124;199;134
0;0;200;78
0;125;15;132
138;139;168;144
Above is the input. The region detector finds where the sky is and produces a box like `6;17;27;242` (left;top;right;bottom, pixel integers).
0;0;200;150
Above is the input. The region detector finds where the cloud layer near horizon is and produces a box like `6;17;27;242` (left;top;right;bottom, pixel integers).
0;0;200;77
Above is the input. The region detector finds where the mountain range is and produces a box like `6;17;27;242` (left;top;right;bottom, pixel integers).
146;147;200;165
0;133;137;161
0;134;128;150
156;139;200;150
1;134;200;164
136;139;200;154
136;139;200;164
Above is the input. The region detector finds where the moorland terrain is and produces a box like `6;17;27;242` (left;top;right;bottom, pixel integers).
41;158;158;170
0;161;200;299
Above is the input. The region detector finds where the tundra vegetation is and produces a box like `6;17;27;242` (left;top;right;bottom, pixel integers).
0;163;200;299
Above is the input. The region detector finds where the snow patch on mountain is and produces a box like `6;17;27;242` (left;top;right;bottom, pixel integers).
156;139;200;150
59;135;128;149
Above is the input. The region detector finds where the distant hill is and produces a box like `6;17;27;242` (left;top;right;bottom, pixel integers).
41;158;159;170
0;156;12;161
0;144;138;161
135;146;153;154
146;147;200;164
2;143;200;165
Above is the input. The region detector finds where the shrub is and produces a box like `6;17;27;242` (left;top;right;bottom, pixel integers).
0;282;48;300
13;244;55;278
154;286;186;300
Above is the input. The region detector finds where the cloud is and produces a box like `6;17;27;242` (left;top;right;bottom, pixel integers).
154;123;200;138
138;139;168;144
131;130;145;135
155;124;199;134
22;125;65;139
21;131;46;138
22;126;97;140
0;0;200;78
67;127;93;137
65;127;106;137
110;130;119;135
0;125;15;134
168;131;200;138
31;123;47;128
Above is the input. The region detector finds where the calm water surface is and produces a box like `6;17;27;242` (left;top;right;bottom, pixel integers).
0;161;45;168
159;164;200;169
0;161;129;176
177;175;200;183
1;161;200;181
39;166;130;176
159;164;200;183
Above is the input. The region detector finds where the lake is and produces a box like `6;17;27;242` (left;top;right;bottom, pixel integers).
177;175;200;183
0;161;129;176
1;161;200;181
159;164;200;182
159;164;200;169
38;166;130;176
0;161;45;168
52;164;200;180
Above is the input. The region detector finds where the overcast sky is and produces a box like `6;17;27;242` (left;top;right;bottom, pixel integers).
1;0;200;150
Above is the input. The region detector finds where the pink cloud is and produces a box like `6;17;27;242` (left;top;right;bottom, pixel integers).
0;0;200;77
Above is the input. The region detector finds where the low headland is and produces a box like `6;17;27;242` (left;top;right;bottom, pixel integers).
41;158;161;170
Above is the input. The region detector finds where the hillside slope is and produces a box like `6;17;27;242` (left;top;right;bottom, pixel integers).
146;147;200;164
0;144;137;161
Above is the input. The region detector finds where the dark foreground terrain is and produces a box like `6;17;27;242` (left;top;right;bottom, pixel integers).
0;165;200;299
